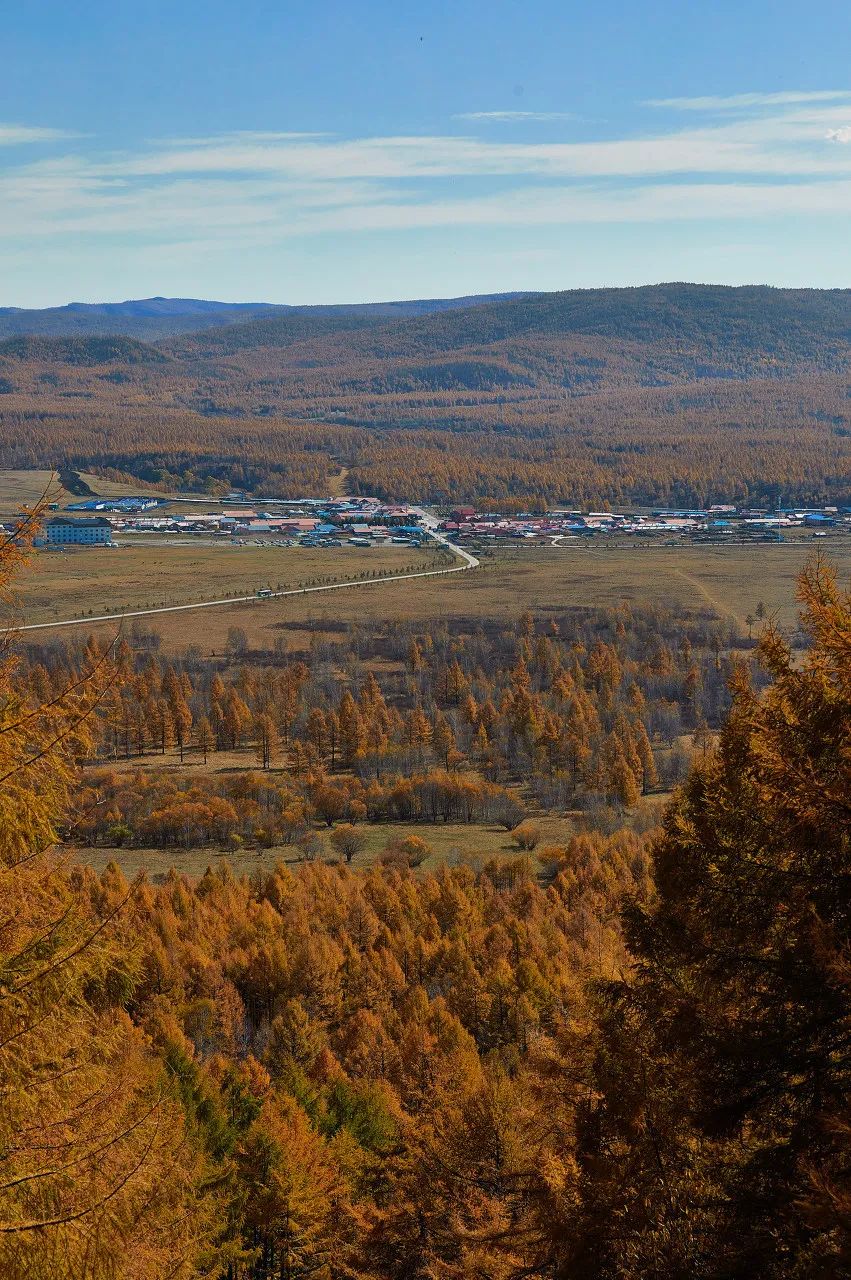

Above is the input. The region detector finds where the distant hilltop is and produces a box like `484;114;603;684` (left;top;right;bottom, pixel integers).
0;292;533;341
0;283;848;356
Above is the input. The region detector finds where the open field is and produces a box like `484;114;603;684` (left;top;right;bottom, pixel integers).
0;468;183;518
75;814;581;881
51;537;851;651
76;803;671;881
14;540;443;627
0;469;60;514
469;541;851;630
75;472;178;500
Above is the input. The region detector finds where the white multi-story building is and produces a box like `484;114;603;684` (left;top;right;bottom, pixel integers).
45;516;112;546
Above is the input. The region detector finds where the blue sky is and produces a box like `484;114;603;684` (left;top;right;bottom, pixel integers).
3;0;851;305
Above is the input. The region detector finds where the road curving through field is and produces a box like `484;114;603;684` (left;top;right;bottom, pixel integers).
13;525;479;634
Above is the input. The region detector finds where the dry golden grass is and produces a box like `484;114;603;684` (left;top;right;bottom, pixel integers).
76;812;583;881
14;541;443;627
466;540;851;631
59;537;851;650
74;472;176;499
0;469;63;515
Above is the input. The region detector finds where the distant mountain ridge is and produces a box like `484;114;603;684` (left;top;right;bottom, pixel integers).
3;283;849;382
155;283;851;400
280;283;851;363
0;298;279;341
0;292;532;341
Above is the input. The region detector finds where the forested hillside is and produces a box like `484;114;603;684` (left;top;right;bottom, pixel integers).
189;282;847;364
0;334;169;366
0;284;849;505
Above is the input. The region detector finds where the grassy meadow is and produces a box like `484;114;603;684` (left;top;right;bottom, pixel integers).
42;536;851;651
15;540;444;627
76;813;579;881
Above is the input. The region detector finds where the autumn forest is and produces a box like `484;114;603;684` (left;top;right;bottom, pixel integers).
1;285;850;508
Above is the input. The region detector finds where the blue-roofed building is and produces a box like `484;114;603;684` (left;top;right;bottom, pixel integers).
66;495;160;513
112;496;161;511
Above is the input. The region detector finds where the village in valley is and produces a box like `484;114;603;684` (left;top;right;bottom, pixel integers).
440;501;848;544
24;487;851;552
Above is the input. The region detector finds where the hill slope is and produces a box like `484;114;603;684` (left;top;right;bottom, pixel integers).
0;284;848;509
363;283;851;354
233;282;851;364
155;282;851;409
0;335;168;366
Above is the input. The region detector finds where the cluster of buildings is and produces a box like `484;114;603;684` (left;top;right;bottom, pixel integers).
30;496;426;548
441;504;850;543
20;489;849;551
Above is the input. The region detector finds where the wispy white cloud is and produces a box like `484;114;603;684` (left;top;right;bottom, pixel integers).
3;96;851;253
306;178;851;235
33;112;851;185
153;130;330;147
453;111;579;122
646;90;851;111
0;123;80;146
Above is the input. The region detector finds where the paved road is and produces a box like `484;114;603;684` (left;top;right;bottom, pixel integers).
15;524;479;634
